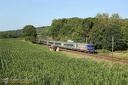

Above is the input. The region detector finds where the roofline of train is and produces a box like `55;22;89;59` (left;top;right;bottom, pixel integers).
40;40;95;45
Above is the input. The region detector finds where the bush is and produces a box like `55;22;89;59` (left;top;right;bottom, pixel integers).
96;49;111;56
25;36;36;43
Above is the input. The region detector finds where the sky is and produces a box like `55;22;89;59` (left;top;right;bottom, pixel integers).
0;0;128;31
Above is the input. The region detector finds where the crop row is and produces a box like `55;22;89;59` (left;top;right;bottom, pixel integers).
0;39;128;85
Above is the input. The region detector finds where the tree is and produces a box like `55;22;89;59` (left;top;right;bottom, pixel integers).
122;26;128;49
23;25;37;43
102;23;122;50
95;13;109;19
110;13;121;19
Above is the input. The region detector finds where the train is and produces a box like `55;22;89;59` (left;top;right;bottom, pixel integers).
38;40;95;53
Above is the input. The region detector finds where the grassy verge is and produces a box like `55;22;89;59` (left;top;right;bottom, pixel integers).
96;49;128;59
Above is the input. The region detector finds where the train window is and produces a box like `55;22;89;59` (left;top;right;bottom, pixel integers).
64;44;73;46
87;45;93;47
55;43;61;45
49;42;54;44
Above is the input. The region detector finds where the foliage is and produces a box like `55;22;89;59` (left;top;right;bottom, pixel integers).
0;30;23;38
122;25;128;48
0;39;128;85
36;26;50;40
48;13;128;51
101;23;122;50
24;36;35;43
96;49;111;56
23;25;37;37
23;25;37;42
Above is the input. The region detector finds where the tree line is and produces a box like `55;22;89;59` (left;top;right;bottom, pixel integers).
0;30;23;38
0;25;37;43
48;13;128;51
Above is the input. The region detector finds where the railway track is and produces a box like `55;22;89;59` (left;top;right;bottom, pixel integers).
38;43;128;64
59;48;128;64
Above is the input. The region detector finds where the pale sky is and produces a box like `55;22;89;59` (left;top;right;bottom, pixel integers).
0;0;128;31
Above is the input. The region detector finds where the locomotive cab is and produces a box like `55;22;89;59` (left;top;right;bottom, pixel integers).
86;44;95;53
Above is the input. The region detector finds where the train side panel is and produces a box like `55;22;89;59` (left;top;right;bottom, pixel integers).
40;40;47;44
76;43;86;51
63;42;77;50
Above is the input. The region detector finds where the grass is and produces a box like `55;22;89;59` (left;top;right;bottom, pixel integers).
113;50;128;59
96;49;128;59
0;38;128;85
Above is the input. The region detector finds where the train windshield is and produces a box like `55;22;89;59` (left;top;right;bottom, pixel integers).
86;44;95;51
87;45;94;48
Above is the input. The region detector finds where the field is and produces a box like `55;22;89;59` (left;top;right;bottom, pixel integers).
0;38;128;85
96;49;128;59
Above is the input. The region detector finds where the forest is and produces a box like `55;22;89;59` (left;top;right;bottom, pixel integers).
48;13;128;51
0;13;128;51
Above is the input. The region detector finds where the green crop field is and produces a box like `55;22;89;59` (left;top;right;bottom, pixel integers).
0;38;128;85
